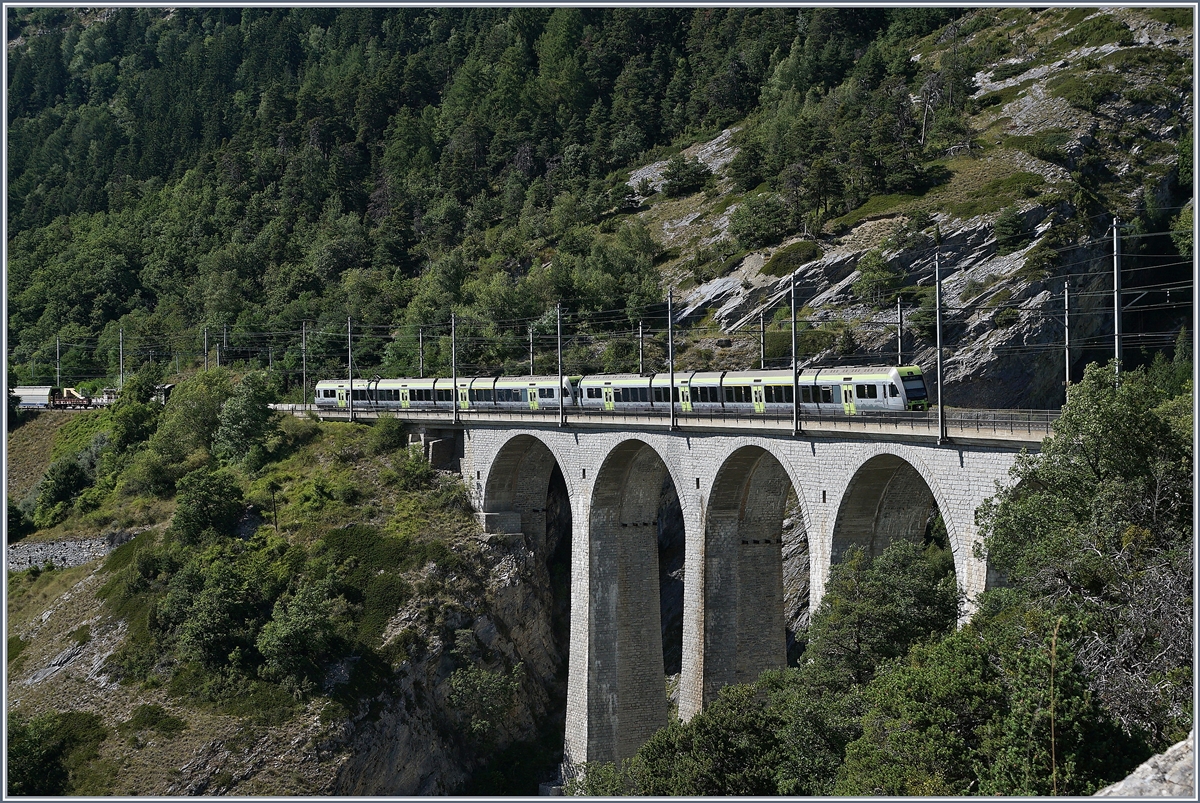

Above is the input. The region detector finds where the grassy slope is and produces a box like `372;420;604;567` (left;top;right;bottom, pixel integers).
6;415;487;795
6;411;74;503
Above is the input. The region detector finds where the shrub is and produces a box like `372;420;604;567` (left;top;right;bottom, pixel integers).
851;250;903;306
118;704;188;738
762;241;823;278
994;206;1032;254
662;154;712;198
368;416;408;455
170;467;244;544
994;307;1020;328
730;194;789;249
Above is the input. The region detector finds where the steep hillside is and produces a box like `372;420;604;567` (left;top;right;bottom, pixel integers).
7;7;1190;409
7;417;571;795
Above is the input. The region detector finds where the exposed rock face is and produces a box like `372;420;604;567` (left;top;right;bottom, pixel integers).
1095;731;1194;797
335;532;568;794
781;491;810;666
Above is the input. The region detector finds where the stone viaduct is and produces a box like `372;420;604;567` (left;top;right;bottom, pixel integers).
461;413;1045;769
309;406;1051;771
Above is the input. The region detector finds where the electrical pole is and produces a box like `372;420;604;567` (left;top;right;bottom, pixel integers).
347;316;354;422
896;297;903;366
451;312;458;425
557;302;564;427
418;326;424;379
638;320;644;374
56;336;60;387
791;274;799;436
530;324;535;375
668;291;677;430
204;327;208;371
1064;278;1071;398
119;328;124;390
935;244;945;444
1113;217;1122;380
760;310;766;370
301;321;307;409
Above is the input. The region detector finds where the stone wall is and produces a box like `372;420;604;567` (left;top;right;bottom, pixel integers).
6;529;136;570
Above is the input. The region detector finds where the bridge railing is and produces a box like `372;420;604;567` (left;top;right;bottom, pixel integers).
280;403;1061;440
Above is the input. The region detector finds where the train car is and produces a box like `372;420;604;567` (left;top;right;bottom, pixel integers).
313;375;581;412
13;386;54;408
314;364;930;417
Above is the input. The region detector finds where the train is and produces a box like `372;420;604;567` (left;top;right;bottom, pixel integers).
11;384;172;410
313;364;930;416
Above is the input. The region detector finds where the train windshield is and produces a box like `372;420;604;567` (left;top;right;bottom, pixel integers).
902;377;928;399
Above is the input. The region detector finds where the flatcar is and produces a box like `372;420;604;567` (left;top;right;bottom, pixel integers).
11;386;102;409
313;364;929;415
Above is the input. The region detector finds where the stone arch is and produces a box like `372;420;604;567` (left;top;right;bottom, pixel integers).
480;434;569;551
692;446;792;713
585;438;674;763
829;450;971;586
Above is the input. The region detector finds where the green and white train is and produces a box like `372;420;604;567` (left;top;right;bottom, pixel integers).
313;364;929;415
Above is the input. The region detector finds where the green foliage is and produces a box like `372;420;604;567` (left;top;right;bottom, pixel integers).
761;241;822;278
993;205;1031;254
213;371;278;469
118;704;188;738
169;466;244;545
805;540;960;689
367;415;408;455
33;455;92;528
851;250;903;306
1170;205;1192;258
729;194;789;249
447;660;525;745
1059;14;1135;49
152;369;232;454
1049;72;1123;112
6;710;109;796
978;361;1193;748
661;154;712;198
835;627;1005;795
256;576;351;695
993;307;1020;328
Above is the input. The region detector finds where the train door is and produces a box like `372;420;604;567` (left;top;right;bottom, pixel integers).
529;386;539;411
751;385;765;413
841;384;856;415
458;386;470;410
401;389;410;409
602;386;614;411
680;385;692;412
336;388;347;408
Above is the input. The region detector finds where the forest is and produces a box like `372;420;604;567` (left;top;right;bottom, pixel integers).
8;6;1006;389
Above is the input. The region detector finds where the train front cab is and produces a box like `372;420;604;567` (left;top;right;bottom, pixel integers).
897;366;929;411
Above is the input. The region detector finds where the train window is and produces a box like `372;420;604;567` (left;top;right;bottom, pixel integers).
672;387;680;402
800;386;812;403
437;389;452;401
653;387;665;402
784;386;794;403
869;385;878;398
638;387;648;402
821;386;833;403
587;387;601;399
538;387;555;399
889;384;899;397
